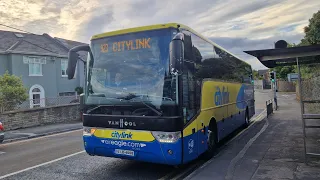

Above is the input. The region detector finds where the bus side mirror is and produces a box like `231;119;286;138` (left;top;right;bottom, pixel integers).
169;39;184;75
67;45;90;79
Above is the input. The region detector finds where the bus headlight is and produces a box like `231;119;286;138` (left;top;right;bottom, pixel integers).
83;127;96;136
151;131;181;143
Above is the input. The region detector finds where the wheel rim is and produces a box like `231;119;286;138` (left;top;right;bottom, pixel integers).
245;114;249;124
207;129;215;149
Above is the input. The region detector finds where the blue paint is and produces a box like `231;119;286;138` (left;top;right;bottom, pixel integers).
83;135;182;165
214;86;230;106
236;85;247;110
197;126;208;156
217;110;246;141
182;132;198;164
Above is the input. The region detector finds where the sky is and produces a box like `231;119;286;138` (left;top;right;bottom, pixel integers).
0;0;319;70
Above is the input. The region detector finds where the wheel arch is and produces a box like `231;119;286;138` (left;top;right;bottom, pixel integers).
208;117;218;143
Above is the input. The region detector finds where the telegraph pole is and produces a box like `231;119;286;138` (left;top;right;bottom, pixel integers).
270;71;277;110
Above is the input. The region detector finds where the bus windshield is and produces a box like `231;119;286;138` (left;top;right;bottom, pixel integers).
86;29;179;116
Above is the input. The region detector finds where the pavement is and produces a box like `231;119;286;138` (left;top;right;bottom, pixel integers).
185;92;320;180
2;122;82;143
0;90;273;180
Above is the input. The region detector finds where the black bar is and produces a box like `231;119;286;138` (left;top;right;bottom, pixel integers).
83;114;184;132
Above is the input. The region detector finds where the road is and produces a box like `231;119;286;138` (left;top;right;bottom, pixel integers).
0;90;271;180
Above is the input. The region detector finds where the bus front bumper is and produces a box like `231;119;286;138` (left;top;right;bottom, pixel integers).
83;136;182;165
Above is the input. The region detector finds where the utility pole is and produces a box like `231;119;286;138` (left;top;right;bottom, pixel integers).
270;71;278;110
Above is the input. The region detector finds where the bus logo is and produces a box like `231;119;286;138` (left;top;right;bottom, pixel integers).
108;119;137;128
111;131;133;139
214;86;230;106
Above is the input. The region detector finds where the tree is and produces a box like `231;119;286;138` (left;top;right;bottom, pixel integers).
0;71;28;111
301;10;320;45
252;70;263;80
75;86;84;95
271;66;295;80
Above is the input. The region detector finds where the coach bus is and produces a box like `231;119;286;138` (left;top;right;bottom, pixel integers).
67;23;255;165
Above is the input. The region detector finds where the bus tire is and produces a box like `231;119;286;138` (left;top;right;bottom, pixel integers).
243;108;249;128
202;119;217;160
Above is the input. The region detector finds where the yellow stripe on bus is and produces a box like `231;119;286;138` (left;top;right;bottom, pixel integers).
93;129;155;142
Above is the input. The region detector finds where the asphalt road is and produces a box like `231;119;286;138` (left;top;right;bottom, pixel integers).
0;129;174;180
0;130;84;176
0;90;271;180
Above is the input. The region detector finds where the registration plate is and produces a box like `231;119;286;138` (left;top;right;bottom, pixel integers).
114;149;135;156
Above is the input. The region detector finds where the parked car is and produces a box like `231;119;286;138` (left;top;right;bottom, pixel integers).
0;122;4;143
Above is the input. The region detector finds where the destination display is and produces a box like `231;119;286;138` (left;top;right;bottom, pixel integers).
100;38;152;53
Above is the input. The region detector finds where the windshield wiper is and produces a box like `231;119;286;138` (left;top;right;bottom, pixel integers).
117;94;163;116
137;100;163;116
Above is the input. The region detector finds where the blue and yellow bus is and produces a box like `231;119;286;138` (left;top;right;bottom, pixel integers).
67;23;255;165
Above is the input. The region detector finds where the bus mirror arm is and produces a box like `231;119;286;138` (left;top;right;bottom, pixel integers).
169;39;184;75
67;45;90;80
79;93;85;111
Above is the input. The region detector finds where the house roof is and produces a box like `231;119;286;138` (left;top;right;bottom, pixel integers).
258;69;269;76
0;30;88;59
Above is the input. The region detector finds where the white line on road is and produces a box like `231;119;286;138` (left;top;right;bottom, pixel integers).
0;151;5;155
0;129;82;147
0;150;85;179
183;109;267;180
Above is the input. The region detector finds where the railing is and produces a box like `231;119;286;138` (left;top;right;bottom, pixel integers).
0;95;79;113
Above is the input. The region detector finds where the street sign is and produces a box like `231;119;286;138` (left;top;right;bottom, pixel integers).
288;73;298;82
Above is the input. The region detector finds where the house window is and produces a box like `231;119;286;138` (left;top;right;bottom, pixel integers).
29;63;42;76
61;60;68;77
61;59;77;78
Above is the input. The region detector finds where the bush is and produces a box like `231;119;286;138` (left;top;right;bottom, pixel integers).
0;71;28;111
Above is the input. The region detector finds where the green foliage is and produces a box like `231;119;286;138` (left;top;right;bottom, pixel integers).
301;10;320;45
271;66;295;80
252;70;263;80
0;71;28;111
270;10;320;80
75;86;84;95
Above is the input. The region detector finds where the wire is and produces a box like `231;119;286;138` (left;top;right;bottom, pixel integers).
0;23;34;34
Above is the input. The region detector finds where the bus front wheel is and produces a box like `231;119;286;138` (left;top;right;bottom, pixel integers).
202;122;217;160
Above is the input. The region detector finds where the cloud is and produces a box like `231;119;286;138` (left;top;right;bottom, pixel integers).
0;0;319;69
209;33;305;69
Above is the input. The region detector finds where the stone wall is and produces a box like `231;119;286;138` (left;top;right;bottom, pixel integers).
0;104;81;131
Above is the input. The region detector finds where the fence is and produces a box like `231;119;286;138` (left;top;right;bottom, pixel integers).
296;76;320;114
277;80;296;92
0;95;79;114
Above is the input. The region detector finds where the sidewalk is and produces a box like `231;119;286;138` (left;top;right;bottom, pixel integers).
186;93;320;180
2;122;82;143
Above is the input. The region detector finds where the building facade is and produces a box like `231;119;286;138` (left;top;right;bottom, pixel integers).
0;31;87;108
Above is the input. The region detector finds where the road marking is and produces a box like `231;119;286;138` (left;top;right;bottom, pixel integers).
164;110;267;180
0;151;5;155
0;150;85;179
183;109;267;180
0;129;82;147
225;113;269;180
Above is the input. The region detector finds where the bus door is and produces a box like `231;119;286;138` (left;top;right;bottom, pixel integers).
182;72;199;163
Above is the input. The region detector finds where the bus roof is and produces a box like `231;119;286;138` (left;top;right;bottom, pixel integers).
91;23;250;67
